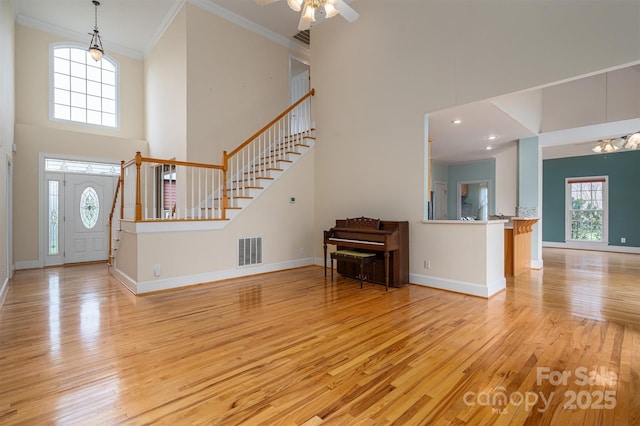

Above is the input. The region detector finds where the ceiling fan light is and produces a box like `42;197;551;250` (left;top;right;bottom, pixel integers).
287;0;303;12
324;3;339;18
592;144;603;153
302;3;316;22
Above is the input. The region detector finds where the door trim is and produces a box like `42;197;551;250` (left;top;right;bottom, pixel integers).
37;153;119;269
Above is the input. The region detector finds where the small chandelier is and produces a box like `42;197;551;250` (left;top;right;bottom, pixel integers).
622;131;640;150
592;131;640;153
88;0;104;61
592;139;619;153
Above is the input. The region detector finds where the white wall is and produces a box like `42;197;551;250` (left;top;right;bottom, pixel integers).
13;24;148;266
411;221;505;298
185;3;293;164
542;66;640;132
0;0;15;305
494;144;518;216
114;2;315;292
145;6;187;161
115;149;315;292
311;0;640;280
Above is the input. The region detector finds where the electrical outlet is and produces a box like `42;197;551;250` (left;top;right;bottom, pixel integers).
299;247;304;256
154;264;161;277
621;237;626;243
424;260;431;269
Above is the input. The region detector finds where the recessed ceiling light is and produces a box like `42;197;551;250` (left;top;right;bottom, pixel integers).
485;146;493;150
451;119;462;125
486;135;498;140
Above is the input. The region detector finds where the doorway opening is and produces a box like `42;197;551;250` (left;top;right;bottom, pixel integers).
289;56;311;134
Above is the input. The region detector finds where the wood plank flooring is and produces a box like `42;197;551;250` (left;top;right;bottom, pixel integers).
0;248;639;425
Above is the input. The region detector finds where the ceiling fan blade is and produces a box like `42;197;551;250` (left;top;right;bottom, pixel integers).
256;0;280;6
298;13;312;31
334;0;359;23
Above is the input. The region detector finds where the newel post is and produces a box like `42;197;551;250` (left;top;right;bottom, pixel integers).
135;151;142;221
120;160;125;220
222;150;229;220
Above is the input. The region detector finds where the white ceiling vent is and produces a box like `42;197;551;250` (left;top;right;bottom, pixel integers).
238;237;263;267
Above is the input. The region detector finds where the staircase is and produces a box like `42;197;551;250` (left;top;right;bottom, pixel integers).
108;89;316;265
202;131;315;221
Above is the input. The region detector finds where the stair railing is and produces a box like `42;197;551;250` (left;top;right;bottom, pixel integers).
112;88;315;228
223;88;315;206
107;169;123;265
121;153;227;221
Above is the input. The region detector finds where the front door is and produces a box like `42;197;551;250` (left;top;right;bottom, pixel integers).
63;174;114;263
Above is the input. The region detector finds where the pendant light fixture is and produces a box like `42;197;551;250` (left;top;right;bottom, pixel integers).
88;0;104;61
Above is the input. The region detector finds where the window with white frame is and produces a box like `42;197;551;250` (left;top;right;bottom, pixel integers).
566;176;608;243
51;45;117;127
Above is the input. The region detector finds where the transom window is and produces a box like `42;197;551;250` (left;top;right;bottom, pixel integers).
51;45;117;127
565;176;608;243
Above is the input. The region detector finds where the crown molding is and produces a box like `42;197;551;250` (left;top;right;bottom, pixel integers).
187;0;310;56
15;14;144;60
143;0;186;57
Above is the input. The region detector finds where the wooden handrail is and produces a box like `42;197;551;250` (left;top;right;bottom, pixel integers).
119;89;315;224
107;176;122;265
224;88;315;161
139;156;225;170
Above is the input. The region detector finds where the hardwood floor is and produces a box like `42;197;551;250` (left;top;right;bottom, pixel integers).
0;248;638;425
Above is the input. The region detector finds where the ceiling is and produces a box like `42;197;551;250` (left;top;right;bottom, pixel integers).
12;0;311;56
12;0;640;163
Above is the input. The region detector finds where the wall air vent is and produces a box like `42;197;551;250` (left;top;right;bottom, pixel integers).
238;237;262;267
293;29;310;45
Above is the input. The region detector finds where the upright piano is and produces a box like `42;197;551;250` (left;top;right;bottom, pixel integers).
324;217;409;288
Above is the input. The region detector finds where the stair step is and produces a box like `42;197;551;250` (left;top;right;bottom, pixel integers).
262;153;300;162
243;167;283;177
255;159;292;167
283;129;315;140
231;176;274;184
210;196;253;201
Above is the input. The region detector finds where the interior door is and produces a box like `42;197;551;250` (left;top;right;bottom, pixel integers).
64;174;114;263
290;59;310;134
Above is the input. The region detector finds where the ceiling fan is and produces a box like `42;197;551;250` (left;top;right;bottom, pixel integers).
257;0;359;31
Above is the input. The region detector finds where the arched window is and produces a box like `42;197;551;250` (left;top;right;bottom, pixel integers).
51;45;117;127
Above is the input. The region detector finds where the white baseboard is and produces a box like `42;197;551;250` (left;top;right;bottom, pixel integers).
531;259;544;269
410;273;505;298
109;266;138;295
543;241;640;254
112;257;317;294
15;260;43;270
0;276;8;311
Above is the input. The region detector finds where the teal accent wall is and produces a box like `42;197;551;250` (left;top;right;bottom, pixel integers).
431;160;449;191
543;150;640;247
448;159;496;219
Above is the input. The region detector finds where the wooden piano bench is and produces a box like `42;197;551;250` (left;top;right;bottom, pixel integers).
330;250;378;289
